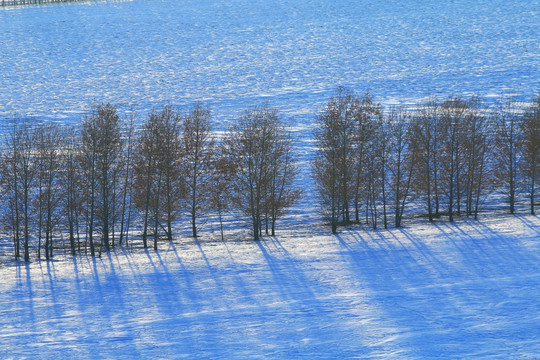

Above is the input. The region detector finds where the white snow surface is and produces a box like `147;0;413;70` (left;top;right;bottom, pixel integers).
1;215;540;359
0;0;539;123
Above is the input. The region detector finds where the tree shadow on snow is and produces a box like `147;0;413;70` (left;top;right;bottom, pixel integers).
332;218;540;358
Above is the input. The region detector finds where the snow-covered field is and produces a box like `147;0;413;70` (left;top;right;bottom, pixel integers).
1;0;539;123
1;0;540;358
1;215;539;358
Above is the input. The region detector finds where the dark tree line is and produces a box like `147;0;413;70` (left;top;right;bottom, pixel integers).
314;88;540;233
0;102;299;261
1;91;538;260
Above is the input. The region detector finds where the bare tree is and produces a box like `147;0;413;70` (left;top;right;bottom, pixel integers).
520;95;540;215
210;149;234;241
410;100;443;221
265;129;300;236
118;116;136;245
34;123;63;259
224;104;298;240
493;100;523;214
133;122;155;249
81;103;123;253
360;95;385;229
438;97;472;222
181;103;216;238
2;120;36;261
62;128;84;255
1;121;22;260
387;107;414;228
133;106;182;249
459;102;491;219
313;88;357;233
158;107;183;244
353;92;382;226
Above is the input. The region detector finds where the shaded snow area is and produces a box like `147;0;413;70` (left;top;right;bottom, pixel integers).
1;215;540;359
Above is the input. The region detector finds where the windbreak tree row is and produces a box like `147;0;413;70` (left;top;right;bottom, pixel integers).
1;103;300;262
314;88;540;234
1;91;538;261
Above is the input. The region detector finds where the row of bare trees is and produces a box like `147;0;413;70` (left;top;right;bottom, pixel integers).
1;91;537;259
314;88;540;233
1;103;299;261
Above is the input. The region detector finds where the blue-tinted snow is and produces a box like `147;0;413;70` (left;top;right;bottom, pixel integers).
1;0;540;358
0;0;539;124
1;216;540;358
